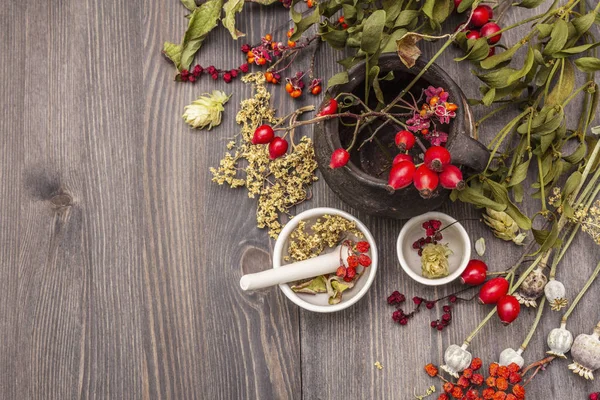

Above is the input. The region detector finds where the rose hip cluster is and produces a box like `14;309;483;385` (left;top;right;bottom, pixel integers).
427;359;526;400
336;240;372;282
455;3;502;58
388;138;465;198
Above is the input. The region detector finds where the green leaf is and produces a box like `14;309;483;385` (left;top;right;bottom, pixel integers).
383;0;403;25
395;10;420;27
456;185;507;211
486;179;532;230
563;141;587;164
382;28;407;53
479;44;522;69
536;24;553;38
223;0;245;39
291;5;321;41
507;46;535;85
543;19;569;55
482;87;496;106
337;56;360;69
380;71;395;81
342;4;357;21
455;37;489;61
246;0;279;4
575;57;600;72
163;42;183;69
326;71;349;89
531;222;559;255
517;0;546;8
179;0;223;71
508;158;531;187
361;10;386;54
180;0;197;11
476;68;517;88
555;42;600;58
457;0;474;13
547;59;575;106
423;0;453;24
320;21;348;50
513;182;524;203
573;12;597;36
532;228;550;245
563;171;582;198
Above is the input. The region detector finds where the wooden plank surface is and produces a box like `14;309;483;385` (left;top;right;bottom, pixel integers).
0;0;598;399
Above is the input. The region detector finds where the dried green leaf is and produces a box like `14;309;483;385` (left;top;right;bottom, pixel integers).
180;0;197;11
530;222;559;255
575;57;600;72
455;37;489;61
457;0;475;13
423;0;453;25
326;71;349;89
513;182;524;203
246;0;279;4
382;28;408;53
537;23;553;38
163;42;183;69
507;46;535;85
555;42;600;58
456;185;507;211
482;87;496;106
573;12;597;36
508;158;531;187
291;275;327;294
543;19;568;56
517;0;546;8
563;140;587;164
361;10;386;54
383;0;403;25
547;59;575;106
563;171;582;198
320;21;348;50
223;0;245;39
395;10;420;27
369;66;385;104
476;67;516;88
178;0;223;71
480;44;522;69
396;32;422;68
291;5;321;41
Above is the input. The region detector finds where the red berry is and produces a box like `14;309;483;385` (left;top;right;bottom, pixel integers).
471;5;490;27
457;376;470;388
252;125;275;144
439;394;450;400
461;259;488;285
497;295;521;325
453;0;462;9
230;69;238;78
479;277;509;304
590;393;599;400
336;266;346;277
488;47;496;57
431;320;438;328
358;254;371;267
439;164;465;190
387;161;416;191
481;4;494;18
443;382;454;393
346;266;357;279
318;98;338;116
239;63;250;73
466;30;481;40
424;146;451;172
471;373;484;385
268;137;288;159
426;301;436;309
223;72;232;83
466;389;479;400
329;148;350;169
413;164;439;199
394;130;416;151
413;296;423;305
470;358;483;370
393;153;414;165
347;255;359;268
356;241;370;253
449;294;457;303
480;22;502;45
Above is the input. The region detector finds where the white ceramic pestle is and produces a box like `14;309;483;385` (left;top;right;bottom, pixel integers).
239;245;345;291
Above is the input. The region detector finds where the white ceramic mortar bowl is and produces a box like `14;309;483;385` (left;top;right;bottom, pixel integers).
397;211;470;286
273;207;378;313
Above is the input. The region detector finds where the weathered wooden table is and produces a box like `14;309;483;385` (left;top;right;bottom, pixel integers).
1;1;599;398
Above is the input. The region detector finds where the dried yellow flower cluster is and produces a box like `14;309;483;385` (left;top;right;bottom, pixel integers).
575;200;600;245
285;215;363;262
209;73;319;238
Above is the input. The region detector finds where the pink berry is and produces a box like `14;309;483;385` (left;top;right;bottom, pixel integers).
413;164;439;199
329;148;350;169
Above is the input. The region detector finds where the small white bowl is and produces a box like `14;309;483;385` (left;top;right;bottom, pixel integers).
397;211;470;286
273;207;378;313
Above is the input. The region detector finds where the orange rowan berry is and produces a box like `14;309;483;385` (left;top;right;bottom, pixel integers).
443;382;454;393
457;376;470;388
470;358;483;370
424;363;438;377
508;372;521;384
485;376;496;387
311;85;322;95
495;377;508;391
497;366;509;379
493;392;507;400
285;83;294;93
489;362;500;377
507;363;520;374
511;384;525;399
451;387;463;399
482;388;495;400
505;395;517;400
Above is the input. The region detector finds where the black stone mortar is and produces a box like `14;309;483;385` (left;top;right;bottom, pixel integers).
314;54;490;219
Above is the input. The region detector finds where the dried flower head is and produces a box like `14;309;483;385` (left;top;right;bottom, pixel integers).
574;200;600;245
483;208;527;245
210;73;318;238
182;90;231;130
421;243;452;279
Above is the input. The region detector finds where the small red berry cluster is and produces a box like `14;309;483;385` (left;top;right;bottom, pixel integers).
336;240;372;282
427;359;526;400
179;63;248;84
387;289;467;330
455;4;503;58
412;219;443;256
590;392;600;400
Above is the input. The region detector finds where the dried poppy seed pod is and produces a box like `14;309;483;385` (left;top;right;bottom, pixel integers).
483;208;527;245
568;322;600;380
441;344;472;378
515;267;548;307
547;323;574;358
545;279;568;311
499;347;525;368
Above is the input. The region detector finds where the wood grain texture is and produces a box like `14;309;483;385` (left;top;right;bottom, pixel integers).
0;0;597;399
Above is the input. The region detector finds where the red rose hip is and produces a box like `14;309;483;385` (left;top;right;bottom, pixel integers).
480;22;502;45
394;130;415;152
317;98;338;116
439;164;465;190
329;148;350;169
461;259;488;285
470;5;490;27
424;146;451;172
479;277;509;304
393;153;414;165
413;164;439;199
268;137;289;159
497;295;521;325
387;161;416;191
252;124;275;144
